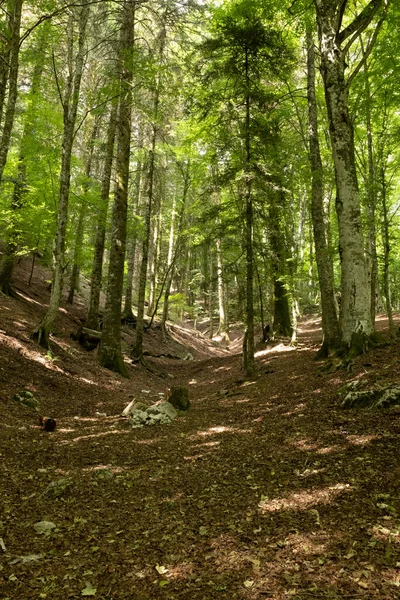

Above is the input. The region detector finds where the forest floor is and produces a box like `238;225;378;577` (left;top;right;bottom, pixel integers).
1;259;400;600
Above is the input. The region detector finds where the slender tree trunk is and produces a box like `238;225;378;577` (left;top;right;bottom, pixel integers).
123;126;143;320
361;41;378;325
208;249;214;339
68;121;98;304
32;5;89;348
147;195;162;316
98;0;135;376
160;174;188;330
0;31;46;294
306;27;340;356
0;0;23;187
0;1;12;127
133;15;166;360
161;195;177;328
243;49;254;376
268;179;292;337
86;101;118;330
216;235;229;343
380;167;394;335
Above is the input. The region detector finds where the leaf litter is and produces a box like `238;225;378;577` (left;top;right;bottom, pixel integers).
0;262;400;598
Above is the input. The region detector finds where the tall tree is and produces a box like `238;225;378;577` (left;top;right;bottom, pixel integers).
313;0;387;352
98;0;135;376
306;25;340;355
0;0;23;186
32;3;90;348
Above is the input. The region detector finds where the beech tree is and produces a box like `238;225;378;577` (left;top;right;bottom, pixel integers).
32;3;90;348
313;0;387;353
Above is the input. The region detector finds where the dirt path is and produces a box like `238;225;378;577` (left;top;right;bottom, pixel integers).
1;283;400;599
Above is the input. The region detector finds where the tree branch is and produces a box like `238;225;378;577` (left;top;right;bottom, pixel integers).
51;50;65;112
335;0;348;33
338;0;383;45
347;17;384;86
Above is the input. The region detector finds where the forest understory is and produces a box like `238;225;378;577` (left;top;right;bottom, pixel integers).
1;260;400;600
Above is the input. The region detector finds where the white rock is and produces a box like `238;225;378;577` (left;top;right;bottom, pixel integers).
34;521;56;534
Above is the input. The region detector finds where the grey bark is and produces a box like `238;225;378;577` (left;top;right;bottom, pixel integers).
98;0;135;376
32;5;89;348
361;40;378;325
68;121;98;304
123;125;143;320
243;48;254;376
380;167;395;335
161;166;189;329
0;0;13;127
306;27;340;355
0;0;23;186
133;14;166;360
86;100;118;330
314;0;384;349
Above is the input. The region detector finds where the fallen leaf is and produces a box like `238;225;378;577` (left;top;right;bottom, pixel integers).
155;564;168;575
81;582;97;596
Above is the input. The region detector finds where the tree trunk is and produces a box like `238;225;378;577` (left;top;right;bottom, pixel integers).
314;1;383;352
268;180;292;337
122;125;143;320
361;41;378;325
98;0;135;377
380;167;395;335
0;1;13;127
0;0;23;187
86;100;118;330
0;30;46;295
32;5;89;348
306;27;340;356
216;235;229;343
243;49;254;376
161;194;177;329
68;121;98;304
208;248;214;339
147;194;162;316
132;15;166;360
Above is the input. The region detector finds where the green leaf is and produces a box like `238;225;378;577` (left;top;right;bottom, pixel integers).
155;564;168;575
81;582;97;596
199;526;208;535
159;580;169;587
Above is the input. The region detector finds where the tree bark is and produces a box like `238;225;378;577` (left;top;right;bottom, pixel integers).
68;121;98;304
86;100;118;330
132;14;166;360
314;0;383;352
32;5;89;348
122;125;143;320
0;29;46;294
380;167;395;335
216;234;229;343
98;0;135;377
243;48;254;376
361;40;378;325
0;0;23;187
306;26;340;356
